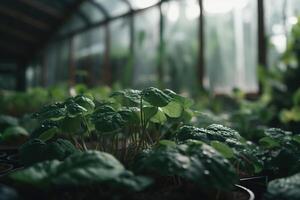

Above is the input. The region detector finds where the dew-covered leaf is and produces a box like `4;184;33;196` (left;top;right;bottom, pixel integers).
35;103;66;121
74;95;95;113
265;173;300;200
142;87;171;107
11;151;152;191
206;124;242;142
92;106;125;133
134;141;237;190
19;139;78;167
111;89;141;105
175;125;209;143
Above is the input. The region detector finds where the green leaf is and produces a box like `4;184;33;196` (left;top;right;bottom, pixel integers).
111;89;141;105
1;126;29;142
163;89;193;108
11;151;152;191
161;101;183;118
118;108;140;124
42;139;79;161
142;87;171;107
35;103;66;121
31;121;59;139
158;140;176;147
143;106;158;123
175;125;209;143
92;106;125;133
60;116;82;133
293;135;300;144
150;108;167;124
19;139;78;167
259;137;280;149
265;173;300;200
74;95;95;113
19;139;46;166
206;124;242;142
3;126;28;137
211;141;234;159
38;127;59;142
0;115;18;130
66;102;88;117
134;142;237;190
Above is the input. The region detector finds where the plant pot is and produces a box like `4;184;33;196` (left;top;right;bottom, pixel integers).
240;176;268;200
0;163;13;175
235;184;255;200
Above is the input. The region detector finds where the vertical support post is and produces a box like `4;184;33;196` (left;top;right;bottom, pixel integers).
128;12;135;86
68;36;76;87
258;0;267;68
102;23;112;85
129;12;135;60
282;0;288;48
158;4;164;88
16;61;27;91
122;12;135;87
198;0;205;89
41;54;47;87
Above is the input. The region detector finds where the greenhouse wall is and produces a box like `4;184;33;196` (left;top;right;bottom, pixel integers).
22;0;300;95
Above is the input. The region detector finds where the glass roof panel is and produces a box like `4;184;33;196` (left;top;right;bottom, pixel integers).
58;14;86;35
80;2;105;23
128;0;160;9
94;0;129;17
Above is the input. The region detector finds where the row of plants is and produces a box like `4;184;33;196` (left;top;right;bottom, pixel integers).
0;84;112;117
0;87;299;200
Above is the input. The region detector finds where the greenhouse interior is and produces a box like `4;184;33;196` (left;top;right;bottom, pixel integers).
0;0;300;199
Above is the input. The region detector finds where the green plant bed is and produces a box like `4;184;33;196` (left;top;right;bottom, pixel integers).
0;86;299;200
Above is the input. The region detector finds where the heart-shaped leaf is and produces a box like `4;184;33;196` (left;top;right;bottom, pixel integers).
142;87;171;107
111;89;141;105
74;95;95;113
150;108;167;124
161;101;183;118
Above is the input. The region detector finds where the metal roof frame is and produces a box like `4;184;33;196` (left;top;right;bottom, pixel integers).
57;0;165;40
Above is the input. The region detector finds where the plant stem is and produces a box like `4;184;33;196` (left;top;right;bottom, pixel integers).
81;137;88;151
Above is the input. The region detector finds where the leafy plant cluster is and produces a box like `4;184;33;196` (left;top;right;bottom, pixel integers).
30;87;194;162
0;85;300;199
0;84;112;117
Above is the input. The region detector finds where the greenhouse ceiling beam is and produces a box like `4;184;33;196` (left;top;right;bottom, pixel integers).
58;0;171;40
0;6;50;31
28;0;86;64
121;0;133;11
77;10;91;25
18;0;62;19
88;0;110;19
